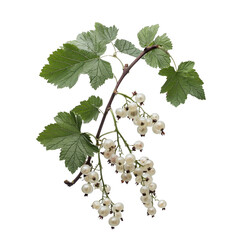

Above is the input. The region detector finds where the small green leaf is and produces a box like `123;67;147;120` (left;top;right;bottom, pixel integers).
37;112;98;173
40;43;113;89
73;96;103;123
95;22;118;44
137;24;159;48
114;39;142;57
159;61;206;107
145;48;171;69
72;30;106;56
83;58;113;89
154;33;173;50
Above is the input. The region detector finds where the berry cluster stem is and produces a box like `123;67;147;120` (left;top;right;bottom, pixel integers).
64;45;159;187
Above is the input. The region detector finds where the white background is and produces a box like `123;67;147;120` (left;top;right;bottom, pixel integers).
1;0;240;239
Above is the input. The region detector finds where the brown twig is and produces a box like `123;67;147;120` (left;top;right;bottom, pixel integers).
64;45;159;187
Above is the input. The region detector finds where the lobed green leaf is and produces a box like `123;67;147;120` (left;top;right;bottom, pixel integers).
137;24;159;48
73;96;103;123
37;112;98;173
159;61;206;106
114;39;142;57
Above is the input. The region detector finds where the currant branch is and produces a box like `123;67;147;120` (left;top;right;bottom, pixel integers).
64;45;158;187
37;23;205;229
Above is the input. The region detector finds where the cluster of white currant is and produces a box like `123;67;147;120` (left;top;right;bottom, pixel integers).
80;163;124;228
115;93;165;136
102;138;167;217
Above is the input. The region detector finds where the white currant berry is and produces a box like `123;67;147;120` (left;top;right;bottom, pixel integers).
124;163;135;172
108;216;120;228
114;211;122;218
142;173;153;183
116;165;124;173
109;154;118;164
147;207;156;216
139;156;149;165
121;172;132;182
128;102;138;111
84;174;90;182
115;108;127;118
81;183;93;195
125;153;136;164
152;125;161;134
142;172;152;179
133;116;140;126
103;139;115;149
145;160;154;169
134;140;144;150
148;182;157;191
140;186;150;195
154;121;165;130
113;202;124;212
103;198;111;206
158;200;167;209
134;167;143;176
104;184;111;194
137;126;147;136
88;171;99;183
80;164;91;175
151;113;159;122
135;93;146;103
146;118;153;127
116;157;125;166
138;117;147;127
91;201;101;210
140;195;151;203
98;206;110;217
135;176;142;184
144;202;153;208
128;110;139;119
104;150;114;159
148;168;156;176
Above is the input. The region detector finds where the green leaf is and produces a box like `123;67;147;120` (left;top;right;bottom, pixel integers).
83;58;113;89
145;48;171;69
72;30;106;56
40;43;113;89
159;61;206;107
37;112;98;173
114;39;142;57
73;96;103;123
137;24;159;48
95;22;118;44
154;33;172;50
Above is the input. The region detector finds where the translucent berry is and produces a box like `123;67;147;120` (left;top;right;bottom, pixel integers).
81;183;93;195
134;141;144;150
158;200;167;209
148;182;157;191
108;216;120;228
103;139;115;149
135;93;146;103
88;171;99;183
103;198;111;206
128;102;138;111
115;108;127;118
151;113;159;122
147;207;156;216
137;126;147;136
98;206;110;217
80;164;91;175
125;153;136;164
113;202;124;212
91;201;101;210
